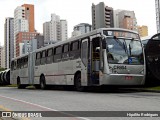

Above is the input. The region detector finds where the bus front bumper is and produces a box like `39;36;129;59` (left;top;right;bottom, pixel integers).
99;74;145;86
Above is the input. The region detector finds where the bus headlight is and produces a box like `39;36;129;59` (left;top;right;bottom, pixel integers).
140;69;144;74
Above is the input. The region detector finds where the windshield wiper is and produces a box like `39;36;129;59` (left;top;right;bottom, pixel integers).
113;36;128;54
129;44;132;56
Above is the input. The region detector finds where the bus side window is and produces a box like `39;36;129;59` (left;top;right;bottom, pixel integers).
46;48;53;64
21;58;25;69
24;56;28;68
17;59;19;69
41;50;46;65
19;58;22;69
26;57;28;67
62;44;69;60
14;61;17;70
36;52;41;66
70;41;80;59
54;46;62;62
17;59;22;69
11;61;14;70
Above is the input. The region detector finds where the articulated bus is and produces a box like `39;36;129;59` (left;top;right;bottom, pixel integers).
141;33;160;86
10;28;145;91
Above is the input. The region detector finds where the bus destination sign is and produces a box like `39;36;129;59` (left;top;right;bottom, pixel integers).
103;30;139;39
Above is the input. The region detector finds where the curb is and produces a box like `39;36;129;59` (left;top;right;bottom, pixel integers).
119;88;160;93
140;89;160;93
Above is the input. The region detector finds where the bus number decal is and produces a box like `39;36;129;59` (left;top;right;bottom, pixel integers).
110;65;127;70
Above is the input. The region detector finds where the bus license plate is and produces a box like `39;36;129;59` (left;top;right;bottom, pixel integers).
125;76;133;80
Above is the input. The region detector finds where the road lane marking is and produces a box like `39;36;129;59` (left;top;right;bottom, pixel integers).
0;105;30;120
0;95;91;120
0;105;11;111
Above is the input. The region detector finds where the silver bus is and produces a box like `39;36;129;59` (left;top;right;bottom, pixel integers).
10;28;146;91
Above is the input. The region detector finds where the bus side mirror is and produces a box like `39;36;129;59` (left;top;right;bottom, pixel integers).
102;40;106;49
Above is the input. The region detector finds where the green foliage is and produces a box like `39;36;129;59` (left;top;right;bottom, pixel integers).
0;67;6;72
5;84;17;87
147;86;160;90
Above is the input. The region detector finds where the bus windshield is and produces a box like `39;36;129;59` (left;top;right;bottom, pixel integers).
106;37;144;65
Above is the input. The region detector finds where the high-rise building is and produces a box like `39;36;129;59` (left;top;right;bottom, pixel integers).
4;17;14;69
14;6;29;57
20;39;37;55
138;25;148;37
0;46;3;68
35;34;44;49
14;6;29;34
114;10;137;31
60;20;68;41
43;22;50;42
155;0;160;33
22;4;35;32
14;4;35;57
43;13;68;43
0;46;5;68
113;9;123;28
16;32;38;57
19;34;44;56
50;14;60;41
72;23;92;37
92;2;114;30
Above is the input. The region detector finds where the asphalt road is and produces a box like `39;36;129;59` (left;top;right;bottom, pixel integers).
0;87;160;120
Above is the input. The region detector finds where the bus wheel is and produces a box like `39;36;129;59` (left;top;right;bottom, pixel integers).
40;75;46;90
17;77;26;89
75;74;85;92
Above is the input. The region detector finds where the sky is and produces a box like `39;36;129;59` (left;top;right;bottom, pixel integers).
0;0;156;46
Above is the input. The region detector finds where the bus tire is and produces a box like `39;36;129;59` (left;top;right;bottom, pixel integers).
75;73;85;92
17;77;26;89
40;75;47;90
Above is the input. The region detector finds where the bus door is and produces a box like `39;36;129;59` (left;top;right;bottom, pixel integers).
90;37;100;85
81;39;88;86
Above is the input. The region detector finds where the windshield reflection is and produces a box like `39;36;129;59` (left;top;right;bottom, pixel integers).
106;38;144;65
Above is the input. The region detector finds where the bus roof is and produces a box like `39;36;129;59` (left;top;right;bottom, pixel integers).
12;52;29;61
12;28;139;59
34;28;139;53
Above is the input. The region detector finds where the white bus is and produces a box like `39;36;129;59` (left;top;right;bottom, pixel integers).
10;28;146;91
